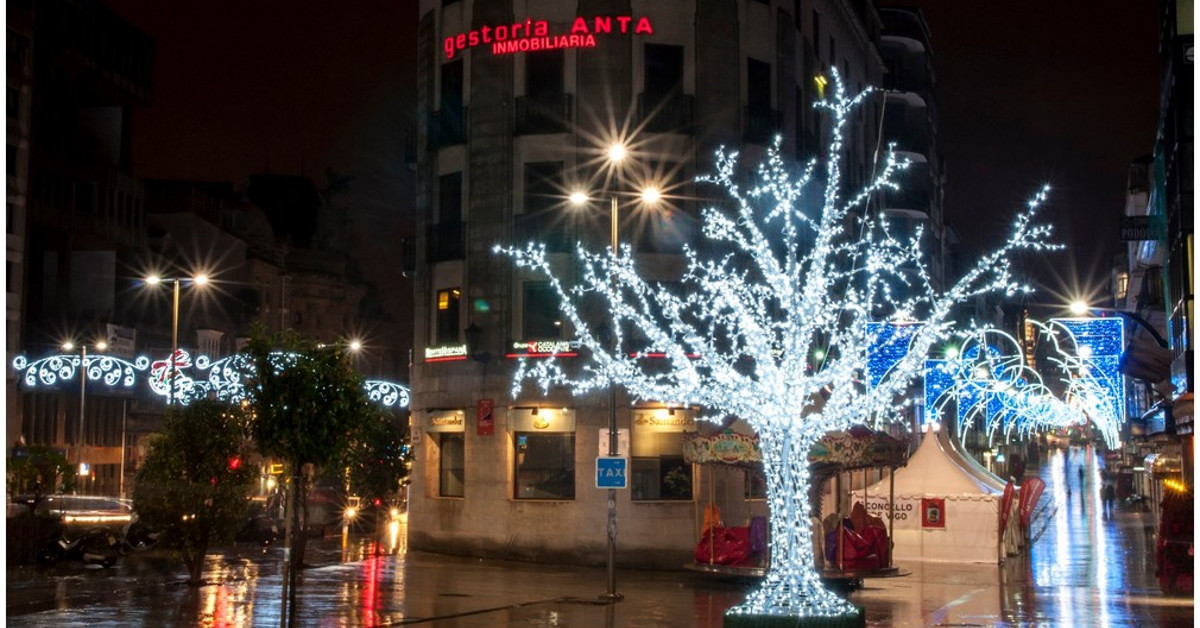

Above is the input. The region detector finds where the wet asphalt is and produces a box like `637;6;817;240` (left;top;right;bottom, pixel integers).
5;447;1194;627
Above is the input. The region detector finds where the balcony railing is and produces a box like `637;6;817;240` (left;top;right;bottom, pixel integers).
515;93;573;135
426;220;465;262
638;92;695;134
744;106;783;145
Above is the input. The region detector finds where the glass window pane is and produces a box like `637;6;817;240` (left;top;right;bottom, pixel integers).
513;432;575;500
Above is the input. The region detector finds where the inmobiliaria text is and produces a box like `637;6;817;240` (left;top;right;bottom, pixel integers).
444;16;654;59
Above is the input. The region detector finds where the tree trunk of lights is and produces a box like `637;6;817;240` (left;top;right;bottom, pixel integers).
726;426;858;619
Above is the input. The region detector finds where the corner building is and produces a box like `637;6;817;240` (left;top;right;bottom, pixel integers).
411;0;896;568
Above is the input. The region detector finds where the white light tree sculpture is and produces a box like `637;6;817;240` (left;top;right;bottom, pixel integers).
500;72;1057;624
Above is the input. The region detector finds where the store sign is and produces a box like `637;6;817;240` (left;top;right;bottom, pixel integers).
596;456;628;489
510;407;576;432
632;409;694;432
427;411;466;433
425;344;468;362
444;15;655;60
477;399;495;436
507;339;580;358
1120;215;1163;241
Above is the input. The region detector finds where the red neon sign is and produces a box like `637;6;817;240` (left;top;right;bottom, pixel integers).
444;16;655;60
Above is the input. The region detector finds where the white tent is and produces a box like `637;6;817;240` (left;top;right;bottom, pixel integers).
864;426;1013;563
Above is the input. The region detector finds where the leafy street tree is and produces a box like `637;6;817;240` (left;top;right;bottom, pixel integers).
7;444;77;510
133;400;255;585
240;328;375;602
501;72;1056;625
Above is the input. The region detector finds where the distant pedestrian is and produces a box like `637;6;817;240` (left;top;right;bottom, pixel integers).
1103;482;1117;515
1078;465;1085;486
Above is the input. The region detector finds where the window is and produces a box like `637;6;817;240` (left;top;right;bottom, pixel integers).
438;433;465;497
441;59;464;119
644;44;684;101
745;468;767;500
526;50;564;100
747;58;771;110
438;172;462;223
6;202;13;233
518;162;570;252
812;11;821;61
513;432;575;499
6;144;16;176
7;30;29;66
631;409;694;501
435;287;461;344
7;87;18;119
523;281;562;339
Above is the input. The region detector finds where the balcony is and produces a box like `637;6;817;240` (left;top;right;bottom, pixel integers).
426;220;465;263
427;108;468;151
638;92;695;134
515;94;573;135
879;187;932;219
744;106;783;146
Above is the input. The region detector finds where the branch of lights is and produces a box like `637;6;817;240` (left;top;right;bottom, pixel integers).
501;69;1059;618
12;350;410;409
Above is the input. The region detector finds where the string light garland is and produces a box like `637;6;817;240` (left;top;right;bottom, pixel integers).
499;69;1058;621
12;351;410;409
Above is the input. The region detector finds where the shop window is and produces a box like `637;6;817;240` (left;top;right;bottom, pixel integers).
523;281;562;339
631;410;694;501
745;468;767;500
513;432;575;499
435;287;461;345
438;433;464;497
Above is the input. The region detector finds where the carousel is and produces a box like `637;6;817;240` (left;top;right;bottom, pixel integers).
684;423;910;586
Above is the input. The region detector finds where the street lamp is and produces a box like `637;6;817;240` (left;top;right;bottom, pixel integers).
569;144;665;601
145;273;210;405
62;339;106;493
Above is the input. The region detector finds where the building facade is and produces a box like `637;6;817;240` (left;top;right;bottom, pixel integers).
407;0;953;568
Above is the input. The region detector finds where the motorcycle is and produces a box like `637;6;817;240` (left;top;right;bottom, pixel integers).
37;527;122;568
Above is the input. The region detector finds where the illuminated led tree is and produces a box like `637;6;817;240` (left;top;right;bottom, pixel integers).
501;71;1056;624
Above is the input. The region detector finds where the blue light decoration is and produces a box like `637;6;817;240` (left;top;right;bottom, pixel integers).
924;317;1125;448
499;69;1058;623
13;350;410;409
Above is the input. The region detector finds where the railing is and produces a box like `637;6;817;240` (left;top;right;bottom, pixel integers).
638;92;694;134
428;107;468;150
515;93;573;135
744;106;782;145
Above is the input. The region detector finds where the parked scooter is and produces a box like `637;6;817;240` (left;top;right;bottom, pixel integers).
37;527;122;567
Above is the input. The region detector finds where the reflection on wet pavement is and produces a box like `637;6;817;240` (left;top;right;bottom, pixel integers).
6;448;1194;626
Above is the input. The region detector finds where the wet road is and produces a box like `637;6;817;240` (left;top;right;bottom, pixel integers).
6;448;1194;626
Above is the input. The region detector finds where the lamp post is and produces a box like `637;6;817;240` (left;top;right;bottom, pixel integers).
63;340;106;494
571;143;664;601
145;273;209;405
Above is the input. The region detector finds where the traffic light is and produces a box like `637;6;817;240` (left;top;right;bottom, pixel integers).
228;455;242;471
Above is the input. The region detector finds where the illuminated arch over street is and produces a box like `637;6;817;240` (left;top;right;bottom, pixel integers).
924;317;1124;447
13;350;410;410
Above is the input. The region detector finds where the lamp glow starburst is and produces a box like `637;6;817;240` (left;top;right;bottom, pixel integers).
499;70;1057;622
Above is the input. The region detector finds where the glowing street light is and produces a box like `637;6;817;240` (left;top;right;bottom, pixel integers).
63;339;106;492
144;273;210;405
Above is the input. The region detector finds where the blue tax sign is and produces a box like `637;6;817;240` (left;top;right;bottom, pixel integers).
595;456;628;489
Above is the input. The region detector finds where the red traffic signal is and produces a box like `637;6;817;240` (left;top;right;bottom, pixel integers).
228;455;242;471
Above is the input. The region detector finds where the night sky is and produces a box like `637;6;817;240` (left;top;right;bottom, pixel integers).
104;0;1162;311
